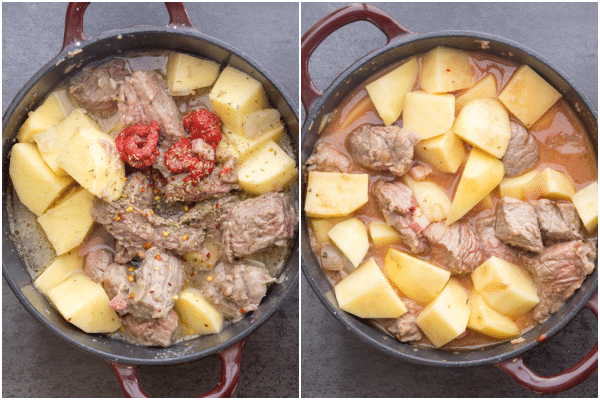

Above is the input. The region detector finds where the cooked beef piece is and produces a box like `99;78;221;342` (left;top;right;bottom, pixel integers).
371;179;430;253
305;141;351;173
110;247;186;320
502;121;539;177
117;70;185;142
158;166;241;203
221;192;296;261
476;216;520;264
320;243;348;271
530;199;583;244
523;240;596;323
178;195;240;233
375;298;423;342
219;157;239;184
203;262;275;320
346;124;419;176
423;222;487;275
121;309;179;347
408;163;433;181
495;197;543;253
69;58;129;111
79;227;116;283
102;262;132;300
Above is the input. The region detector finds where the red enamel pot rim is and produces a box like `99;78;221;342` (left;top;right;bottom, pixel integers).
2;0;298;375
300;3;597;394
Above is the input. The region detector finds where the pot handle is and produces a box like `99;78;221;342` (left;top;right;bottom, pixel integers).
110;340;244;398
301;3;413;113
495;291;598;394
61;2;195;53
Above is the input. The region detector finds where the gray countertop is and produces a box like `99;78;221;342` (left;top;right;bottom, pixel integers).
301;2;597;398
2;2;298;397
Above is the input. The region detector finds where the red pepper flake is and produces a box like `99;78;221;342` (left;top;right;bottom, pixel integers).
183;109;223;148
239;308;246;314
537;333;547;342
155;254;162;261
129;293;135;299
190;272;195;277
115;121;161;169
67;318;72;322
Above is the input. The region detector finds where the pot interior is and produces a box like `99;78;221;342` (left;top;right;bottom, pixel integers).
301;31;598;366
3;26;299;365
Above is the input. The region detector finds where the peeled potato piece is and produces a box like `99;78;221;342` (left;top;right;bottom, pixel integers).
175;288;224;335
304;172;369;218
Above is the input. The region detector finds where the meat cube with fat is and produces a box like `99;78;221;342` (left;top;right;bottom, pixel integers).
371;179;430;253
476;216;520;264
221;192;296;261
203;262;276;320
158;166;241;203
69;58;129;111
502;121;539;177
375;298;423;342
347;124;419;176
530;199;583;244
121;309;179;347
524;240;596;323
423;222;487;275
495;197;543;253
78;226;116;283
305;141;351;173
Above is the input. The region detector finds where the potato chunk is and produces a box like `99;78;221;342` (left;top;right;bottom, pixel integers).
468;291;520;339
365;57;418;125
47;273;122;333
384;248;451;304
571;181;598;232
415;278;470;348
334;258;407;319
471;256;539;317
328;218;369;268
455;73;498;113
498;65;562;128
17;90;70;143
37;187;95;255
222;125;284;160
402;175;451;222
369;222;402;246
304;172;369;218
446;148;505;225
414;130;466;173
499;170;539;200
9;142;74;216
522;168;576;201
242;109;282;139
452;98;511;158
420;46;475;94
33;108;99;176
403;90;455;140
34;251;84;295
166;52;220;95
209;66;269;134
175;288;224;335
237;140;298;194
56;125;126;202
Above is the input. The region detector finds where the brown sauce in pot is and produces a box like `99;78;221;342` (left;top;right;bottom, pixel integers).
306;50;597;351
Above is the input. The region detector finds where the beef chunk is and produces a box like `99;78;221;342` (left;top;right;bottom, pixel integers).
320;243;349;271
371;179;429;253
121;309;179;347
110;247;186;320
376;298;423;342
305;141;351;173
423;222;487;275
407;163;433;181
203;262;275;320
102;262;131;300
524;240;596;323
476;216;520;264
117;70;185;142
502;121;539;177
91;174;205;263
158;166;241;203
178;195;239;232
530;199;583;244
69;58;129;111
347;124;419;176
78;226;116;283
221;192;296;261
495;197;543;253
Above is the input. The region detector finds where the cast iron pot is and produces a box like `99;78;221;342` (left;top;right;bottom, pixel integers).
3;3;299;397
301;4;597;394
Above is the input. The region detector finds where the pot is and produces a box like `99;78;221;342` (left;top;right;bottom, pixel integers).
3;3;298;397
301;3;597;394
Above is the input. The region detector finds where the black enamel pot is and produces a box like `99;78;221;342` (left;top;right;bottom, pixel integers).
3;3;298;397
301;4;597;394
